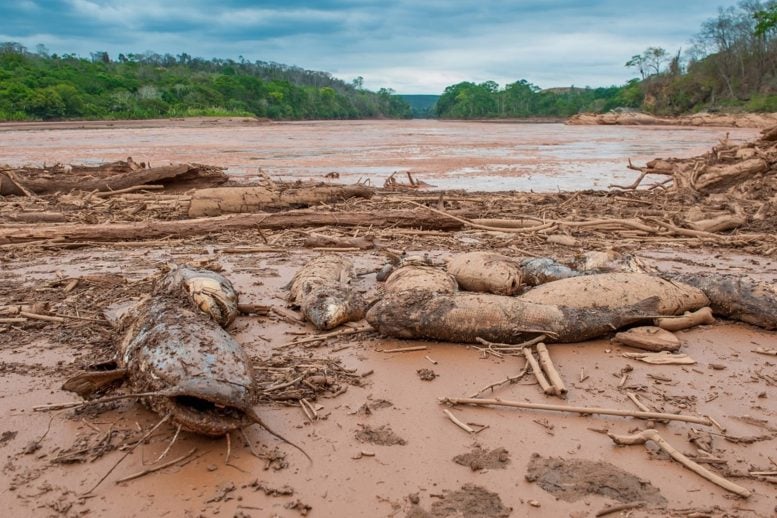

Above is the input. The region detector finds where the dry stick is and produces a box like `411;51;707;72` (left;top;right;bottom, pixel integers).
85;414;171;494
153;424;182;464
475;334;546;351
275;323;372;349
33;391;167;412
381;345;429;353
224;432;232;465
94;184;164;197
535;343;567;397
440;397;713;426
607;429;751;498
470;361;530;398
443;409;474;433
595;501;646;517
19;311;65;323
626;392;668;424
523;348;554;395
115;447;196;484
402;199;553;233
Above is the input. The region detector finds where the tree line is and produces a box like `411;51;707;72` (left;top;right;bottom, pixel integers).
0;44;411;121
435;1;777;118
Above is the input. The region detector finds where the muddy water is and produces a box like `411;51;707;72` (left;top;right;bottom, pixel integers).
0;119;759;191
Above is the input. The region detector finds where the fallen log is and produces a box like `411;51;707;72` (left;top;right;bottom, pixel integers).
302;232;376;250
0;163;227;195
0;209;464;245
188;184;374;217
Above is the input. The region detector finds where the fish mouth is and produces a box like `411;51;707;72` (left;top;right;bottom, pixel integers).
158;379;253;436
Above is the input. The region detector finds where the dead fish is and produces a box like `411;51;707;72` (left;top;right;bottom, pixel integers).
62;271;310;460
367;289;660;344
288;255;366;330
447;252;523;295
668;273;777;329
384;264;457;294
519;257;581;286
520;273;709;316
156;265;239;327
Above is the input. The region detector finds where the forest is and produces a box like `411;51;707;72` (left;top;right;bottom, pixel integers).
0;45;411;121
435;1;777;118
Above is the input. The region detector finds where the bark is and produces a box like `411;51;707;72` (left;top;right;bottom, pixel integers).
188;184;374;217
0;163;227;195
0;209;464;245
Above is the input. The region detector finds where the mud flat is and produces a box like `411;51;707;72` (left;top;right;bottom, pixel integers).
1;125;777;517
568;110;777;128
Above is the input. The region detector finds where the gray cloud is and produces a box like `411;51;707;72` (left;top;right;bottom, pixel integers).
0;0;732;93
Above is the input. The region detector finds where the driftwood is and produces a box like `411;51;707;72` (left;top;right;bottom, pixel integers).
0;162;227;195
302;232;376;250
188;184;374;217
655;307;715;332
608;429;751;498
0;209;464;245
612;326;681;352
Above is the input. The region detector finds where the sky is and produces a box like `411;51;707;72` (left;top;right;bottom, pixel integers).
1;0;731;94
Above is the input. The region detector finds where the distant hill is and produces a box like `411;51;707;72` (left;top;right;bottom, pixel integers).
400;94;440;118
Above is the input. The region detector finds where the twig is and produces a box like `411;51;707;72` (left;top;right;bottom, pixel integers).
275;323;371;349
115;447;196;484
443;409;474;433
33;391;167;412
85;414;171;494
225;432;232;465
469;362;530;398
536;343;567;397
608;429;751;498
440;397;713;426
523;349;553;395
19;311;65;323
153;424;182;464
380;346;429;353
595;501;646;517
94;184;164;197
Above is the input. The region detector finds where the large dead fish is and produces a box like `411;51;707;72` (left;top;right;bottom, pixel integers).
447;252;524;295
520;273;709;316
156;264;239;327
668;273;777;329
288;255;366;330
63;268;309;458
367;289;659;344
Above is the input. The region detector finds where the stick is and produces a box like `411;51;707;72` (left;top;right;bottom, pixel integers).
607;429;751;498
401;199;553;233
18;311;66;323
440;397;713;426
275;323;371;349
595;501;646;517
115;447;196;484
469;362;530;398
523;349;553;395
380;346;429;353
85;414;171;494
626;392;668;424
33;391;167;412
535;343;567;397
443;409;474;433
95;184;164;197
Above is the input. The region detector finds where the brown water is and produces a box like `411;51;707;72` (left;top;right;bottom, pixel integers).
0;119;759;191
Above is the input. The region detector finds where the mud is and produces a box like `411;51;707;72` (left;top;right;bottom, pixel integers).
2;120;777;517
407;484;512;518
453;446;510;471
525;453;667;506
354;424;407;446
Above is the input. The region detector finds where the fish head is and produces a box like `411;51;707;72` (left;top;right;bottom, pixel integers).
157;266;239;327
304;286;365;330
158;377;254;436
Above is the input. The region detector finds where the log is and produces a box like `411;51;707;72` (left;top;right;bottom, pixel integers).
655;307;715;332
687;214;746;233
694;158;768;193
0;164;227;195
302;232;376;250
188;184;374;217
4;212;67;223
0;209;464;245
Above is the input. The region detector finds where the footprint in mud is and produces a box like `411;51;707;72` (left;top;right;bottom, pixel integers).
406;484;511;518
355;424;406;446
525;453;666;506
453;445;510;471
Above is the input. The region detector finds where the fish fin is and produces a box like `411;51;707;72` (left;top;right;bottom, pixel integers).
61;369;128;398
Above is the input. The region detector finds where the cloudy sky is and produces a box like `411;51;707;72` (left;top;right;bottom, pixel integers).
1;0;729;93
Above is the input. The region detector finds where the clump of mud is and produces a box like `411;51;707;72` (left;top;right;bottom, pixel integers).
416;368;437;381
355;424;406;446
407;484;511;518
453;445;510;471
525;453;666;506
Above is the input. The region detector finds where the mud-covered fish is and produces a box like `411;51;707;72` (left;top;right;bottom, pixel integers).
63;268;309;458
520;273;709;316
288;255;366;330
367;289;659;344
447;252;524;295
384;264;457;294
668;273;777;329
519;257;581;286
157;264;239;327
